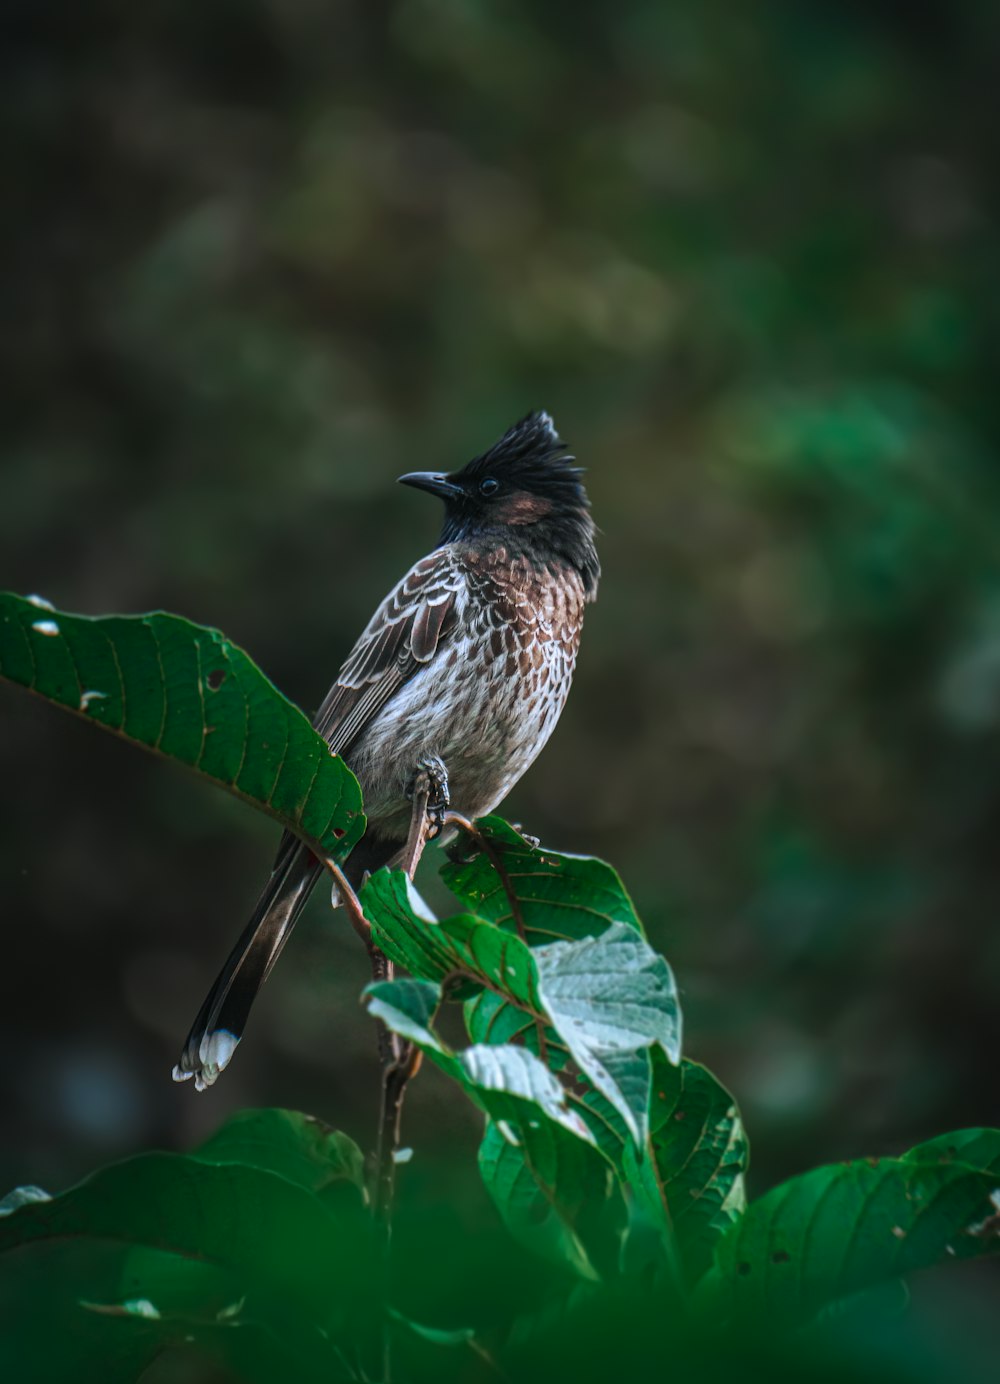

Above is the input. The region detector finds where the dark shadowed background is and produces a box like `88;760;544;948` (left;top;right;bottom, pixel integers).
2;0;1000;1277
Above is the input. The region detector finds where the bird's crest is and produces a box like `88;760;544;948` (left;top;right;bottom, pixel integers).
464;411;580;480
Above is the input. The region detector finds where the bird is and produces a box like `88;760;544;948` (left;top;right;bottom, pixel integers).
173;411;600;1089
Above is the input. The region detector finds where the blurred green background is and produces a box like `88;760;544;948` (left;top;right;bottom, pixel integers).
2;0;1000;1234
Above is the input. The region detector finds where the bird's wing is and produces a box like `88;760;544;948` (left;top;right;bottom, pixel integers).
173;547;466;1089
313;547;465;756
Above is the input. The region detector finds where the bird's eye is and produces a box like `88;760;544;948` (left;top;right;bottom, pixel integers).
479;477;500;497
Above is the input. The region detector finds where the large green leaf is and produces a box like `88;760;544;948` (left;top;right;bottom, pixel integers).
0;1153;371;1329
192;1107;367;1206
0;591;364;857
441;816;643;943
702;1129;1000;1323
478;1119;615;1282
902;1128;1000;1175
98;1111;370;1382
362;872;681;1143
80;1283;358;1384
622;1053;748;1286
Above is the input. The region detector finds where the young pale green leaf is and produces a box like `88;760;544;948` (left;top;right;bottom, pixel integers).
364;976;444;1048
363;871;681;1145
701;1129;1000;1323
0;592;364;858
192;1107;367;1204
478;1118;613;1281
0;1153;372;1330
468;930;681;1150
364;979;594;1145
441;816;643;943
533;926;681;1144
622;1053;748;1285
465;993;635;1171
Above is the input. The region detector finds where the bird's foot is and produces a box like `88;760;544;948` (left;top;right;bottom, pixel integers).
510;823;541;849
407;755;450;840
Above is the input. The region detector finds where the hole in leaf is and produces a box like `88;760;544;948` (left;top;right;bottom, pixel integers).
207;669;226;691
333;827;346;839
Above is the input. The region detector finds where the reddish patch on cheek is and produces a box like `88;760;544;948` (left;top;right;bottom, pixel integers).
498;492;554;525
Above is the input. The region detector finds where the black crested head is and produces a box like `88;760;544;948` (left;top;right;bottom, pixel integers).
398;412;600;598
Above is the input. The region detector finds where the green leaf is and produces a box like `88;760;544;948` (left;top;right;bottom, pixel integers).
478;1118;613;1281
82;1281;358;1384
466;992;636;1171
622;1054;748;1285
901;1128;1000;1175
363;871;681;1145
533;925;681;1144
0;592;364;857
701;1129;1000;1324
0;1152;371;1330
75;1107;373;1380
193;1107;367;1205
441;816;643;942
364;978;595;1145
364;976;444;1048
363;872;541;1000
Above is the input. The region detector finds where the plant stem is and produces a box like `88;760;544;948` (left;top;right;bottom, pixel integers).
369;777;433;1380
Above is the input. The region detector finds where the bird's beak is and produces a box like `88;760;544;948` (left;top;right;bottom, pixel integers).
397;471;464;501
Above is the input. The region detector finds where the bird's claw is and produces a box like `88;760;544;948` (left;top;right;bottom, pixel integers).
510;823;541;849
407;755;450;840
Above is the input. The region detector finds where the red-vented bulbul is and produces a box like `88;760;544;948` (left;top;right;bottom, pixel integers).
173;411;600;1089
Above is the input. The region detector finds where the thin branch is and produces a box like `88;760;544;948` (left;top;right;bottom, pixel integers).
321;855;370;945
370;776;434;1381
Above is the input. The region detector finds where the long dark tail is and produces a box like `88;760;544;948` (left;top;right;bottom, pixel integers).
172;832;401;1089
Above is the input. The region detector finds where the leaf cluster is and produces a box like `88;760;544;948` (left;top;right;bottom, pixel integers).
2;594;999;1382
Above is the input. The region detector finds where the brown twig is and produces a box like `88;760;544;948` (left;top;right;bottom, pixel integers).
320;856;370;945
371;779;431;1223
322;789;433;1380
369;777;434;1380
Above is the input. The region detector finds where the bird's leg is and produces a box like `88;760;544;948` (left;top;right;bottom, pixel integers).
406;754;450;840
